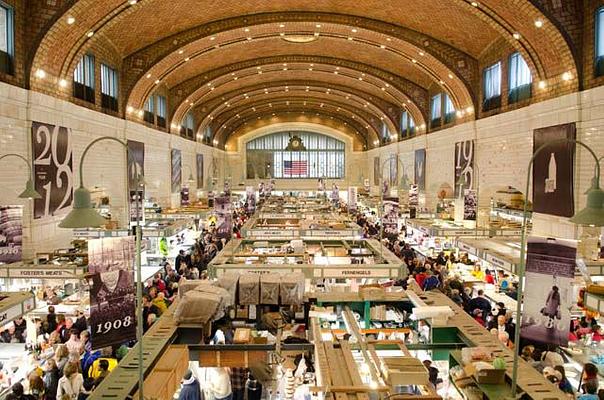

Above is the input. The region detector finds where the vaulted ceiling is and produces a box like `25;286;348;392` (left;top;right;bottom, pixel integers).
27;0;580;150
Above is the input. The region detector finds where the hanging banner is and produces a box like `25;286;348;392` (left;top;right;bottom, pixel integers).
463;189;477;221
532;123;575;217
348;187;358;212
382;195;399;239
87;236;137;350
363;178;370;193
127;140;145;224
245;187;256;214
317;178;325;192
171;149;182;193
331;184;339;201
408;184;419;207
521;236;576;347
214;194;232;240
373;157;380;185
31;122;74;219
0;206;23;264
196;154;204;189
414;149;426;191
180;186;190;206
454;140;474;198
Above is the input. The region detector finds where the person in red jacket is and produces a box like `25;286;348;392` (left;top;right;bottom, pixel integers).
414;267;428;289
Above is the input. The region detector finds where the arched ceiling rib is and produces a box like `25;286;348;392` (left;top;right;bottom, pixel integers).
217;105;373;152
203;93;390;147
27;0;579;146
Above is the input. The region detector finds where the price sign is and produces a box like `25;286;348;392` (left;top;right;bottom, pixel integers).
31;122;74;219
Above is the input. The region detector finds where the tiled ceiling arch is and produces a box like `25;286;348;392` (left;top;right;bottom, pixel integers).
202;92;391;147
27;0;579;146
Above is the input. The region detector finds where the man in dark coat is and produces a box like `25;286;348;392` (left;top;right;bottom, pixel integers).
178;370;202;400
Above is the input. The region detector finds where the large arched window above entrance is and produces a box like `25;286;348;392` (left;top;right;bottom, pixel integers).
246;131;345;179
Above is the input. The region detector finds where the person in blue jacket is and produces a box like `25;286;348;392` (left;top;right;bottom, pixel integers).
179;370;203;400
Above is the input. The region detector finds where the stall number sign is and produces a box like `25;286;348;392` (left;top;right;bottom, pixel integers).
31;122;74;219
319;268;399;278
8;268;81;279
457;242;477;255
485;254;513;272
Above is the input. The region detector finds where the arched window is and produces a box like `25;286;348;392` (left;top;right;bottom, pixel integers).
596;7;604;76
181;112;195;139
246;131;345;179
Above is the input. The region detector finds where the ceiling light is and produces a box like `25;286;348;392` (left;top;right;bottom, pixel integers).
35;69;46;79
280;33;285;37
210;87;215;90
314;32;320;37
316;24;321;28
419;51;425;56
448;73;454;79
283;67;287;71
562;72;572;81
210;36;216;40
279;24;285;28
351;28;358;33
178;50;184;54
146;73;152;78
439;80;444;84
380;45;386;49
381;87;386;91
419;124;426;129
244;28;250;32
247;37;252;41
309;68;313;71
137;110;144;117
386;37;392;41
154;79;160;84
66;16;75;25
348;37;353;41
184;57;190;62
258;71;262;74
471;1;478;6
538;80;547;89
456;110;464;118
126;106;134;113
86;31;94;38
512;32;521;40
358;77;362;80
334;71;338;74
411;59;417;63
534;20;544;28
310;64;314;67
128;0;138;4
465;106;474;114
58;79;68;88
385;83;389;87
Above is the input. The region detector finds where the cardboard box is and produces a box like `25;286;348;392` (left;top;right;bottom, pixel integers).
233;328;251;344
474;368;506;384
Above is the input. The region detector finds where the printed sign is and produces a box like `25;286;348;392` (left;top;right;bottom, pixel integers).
31;122;74;219
521;236;575;347
246;187;256;214
348;187;358;212
463;189;477;221
214;194;232;240
7;267;84;279
532;123;575;217
0;206;22;264
171;149;182;193
414;149;426;191
485;254;514;273
196;154;204;189
454;140;474;198
88;236;137;349
373;156;380;185
127;141;145;223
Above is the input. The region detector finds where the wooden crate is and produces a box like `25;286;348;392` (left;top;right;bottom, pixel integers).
199;350;267;367
133;345;189;400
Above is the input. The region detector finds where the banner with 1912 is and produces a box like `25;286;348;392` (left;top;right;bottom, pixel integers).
31;122;74;219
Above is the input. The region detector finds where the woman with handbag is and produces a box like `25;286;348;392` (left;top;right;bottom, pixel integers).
541;285;561;329
57;364;84;400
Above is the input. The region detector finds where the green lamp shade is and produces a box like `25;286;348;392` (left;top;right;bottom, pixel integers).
569;187;604;227
58;187;107;228
18;179;42;199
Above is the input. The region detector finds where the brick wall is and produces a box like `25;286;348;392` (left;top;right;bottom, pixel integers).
0;82;216;258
